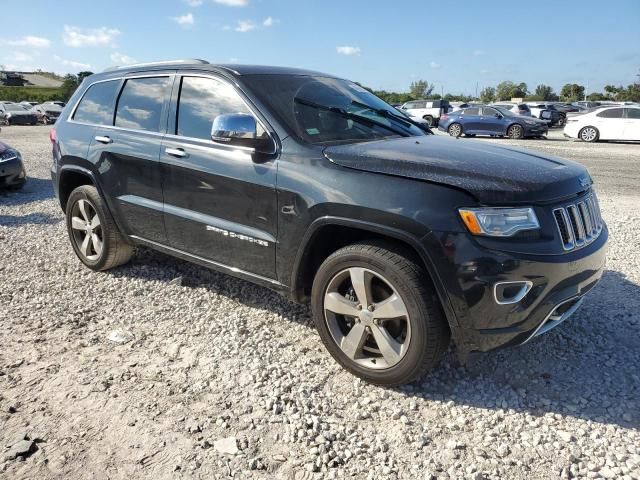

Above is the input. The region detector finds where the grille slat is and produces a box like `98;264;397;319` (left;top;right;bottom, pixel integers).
552;193;603;251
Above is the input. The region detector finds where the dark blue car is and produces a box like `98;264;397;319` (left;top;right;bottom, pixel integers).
438;106;549;139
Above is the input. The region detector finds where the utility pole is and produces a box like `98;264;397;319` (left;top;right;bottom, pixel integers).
475;82;478;99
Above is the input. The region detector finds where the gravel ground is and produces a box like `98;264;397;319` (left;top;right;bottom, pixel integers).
1;125;639;480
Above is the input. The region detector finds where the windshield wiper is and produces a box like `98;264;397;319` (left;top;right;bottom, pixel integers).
293;97;410;137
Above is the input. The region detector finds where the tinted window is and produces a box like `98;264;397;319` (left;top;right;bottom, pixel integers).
177;76;255;140
626;108;640;119
464;107;480;115
115;77;171;132
73;80;120;125
596;108;624;118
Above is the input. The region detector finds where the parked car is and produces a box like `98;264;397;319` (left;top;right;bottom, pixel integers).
20;101;38;107
0;139;26;189
528;103;567;127
394;107;432;132
439;105;549;139
552;103;581;113
31;102;64;124
51;60;607;385
491;103;532;117
572;101;601;110
0;103;38;125
400;99;450;127
450;102;483;113
564;106;640;142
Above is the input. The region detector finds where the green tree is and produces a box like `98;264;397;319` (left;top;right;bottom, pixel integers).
495;81;527;100
409;80;434;99
534;84;557;101
479;86;496;103
560;83;585;102
59;71;94;101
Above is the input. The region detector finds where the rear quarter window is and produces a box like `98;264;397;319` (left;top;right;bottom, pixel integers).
72;80;120;125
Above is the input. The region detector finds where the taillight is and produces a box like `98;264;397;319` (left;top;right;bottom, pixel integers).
49;128;56;144
441;113;448;120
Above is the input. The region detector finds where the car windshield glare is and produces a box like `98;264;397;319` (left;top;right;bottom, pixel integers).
243;74;425;144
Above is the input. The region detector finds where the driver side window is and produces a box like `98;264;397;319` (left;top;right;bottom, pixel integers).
177;76;266;140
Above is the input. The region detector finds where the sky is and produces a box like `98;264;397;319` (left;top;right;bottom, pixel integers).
1;0;639;95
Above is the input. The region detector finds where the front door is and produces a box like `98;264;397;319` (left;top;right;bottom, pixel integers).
160;74;278;279
479;107;505;134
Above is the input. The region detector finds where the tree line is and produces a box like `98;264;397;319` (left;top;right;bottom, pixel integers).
369;79;640;105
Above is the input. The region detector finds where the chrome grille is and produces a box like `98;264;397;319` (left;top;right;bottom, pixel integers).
553;194;603;251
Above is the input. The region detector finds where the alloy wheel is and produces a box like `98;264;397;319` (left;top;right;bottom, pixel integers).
448;124;461;137
323;267;412;370
508;125;523;138
580;127;597;142
70;198;103;261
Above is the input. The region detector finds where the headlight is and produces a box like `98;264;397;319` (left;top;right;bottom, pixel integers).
524;119;537;125
458;207;540;237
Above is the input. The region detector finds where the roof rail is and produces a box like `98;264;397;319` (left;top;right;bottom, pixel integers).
103;59;209;72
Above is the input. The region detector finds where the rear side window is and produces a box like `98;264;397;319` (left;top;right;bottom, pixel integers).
596;108;624;118
176;76;257;140
73;80;120;125
626;108;640;119
115;77;171;132
464;107;480;115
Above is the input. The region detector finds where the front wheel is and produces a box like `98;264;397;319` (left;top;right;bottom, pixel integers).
579;126;599;142
65;185;133;271
311;241;450;386
507;124;524;139
447;123;462;137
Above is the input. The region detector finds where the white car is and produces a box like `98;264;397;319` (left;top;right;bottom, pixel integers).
400;100;449;127
564;106;640;142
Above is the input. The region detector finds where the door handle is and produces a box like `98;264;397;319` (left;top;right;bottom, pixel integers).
166;147;187;158
94;135;112;144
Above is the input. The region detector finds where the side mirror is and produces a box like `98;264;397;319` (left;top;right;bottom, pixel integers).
211;113;258;149
495;113;503;119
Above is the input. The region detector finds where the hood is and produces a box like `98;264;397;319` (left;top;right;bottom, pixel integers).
323;135;591;204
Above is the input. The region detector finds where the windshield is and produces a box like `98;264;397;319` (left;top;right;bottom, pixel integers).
494;106;518;117
5;104;27;112
243;74;426;144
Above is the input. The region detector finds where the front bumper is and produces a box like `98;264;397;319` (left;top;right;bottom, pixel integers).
429;226;608;355
0;156;27;188
524;124;549;137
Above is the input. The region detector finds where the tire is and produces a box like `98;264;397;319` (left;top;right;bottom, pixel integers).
65;185;133;271
579;126;599;143
507;124;524;139
447;123;463;137
423;115;434;127
311;241;450;386
557;116;566;127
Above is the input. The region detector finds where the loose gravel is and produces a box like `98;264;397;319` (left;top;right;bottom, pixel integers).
1;125;639;479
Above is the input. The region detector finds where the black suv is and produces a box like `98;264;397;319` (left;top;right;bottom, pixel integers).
51;60;608;385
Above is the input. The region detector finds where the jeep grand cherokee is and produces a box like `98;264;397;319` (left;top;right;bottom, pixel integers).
51;60;608;385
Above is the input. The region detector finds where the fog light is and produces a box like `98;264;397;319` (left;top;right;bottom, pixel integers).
494;281;533;305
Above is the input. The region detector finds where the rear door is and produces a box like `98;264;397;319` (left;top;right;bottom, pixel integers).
595;108;625;140
87;74;174;243
460;107;481;132
160;73;278;279
623;108;640;140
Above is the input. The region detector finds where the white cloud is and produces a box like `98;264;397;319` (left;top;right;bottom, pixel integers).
171;13;195;25
184;0;203;5
336;46;361;56
12;52;33;62
214;0;248;6
6;36;51;48
110;52;137;65
235;20;256;32
53;55;92;70
63;26;121;47
430;61;441;69
263;16;274;27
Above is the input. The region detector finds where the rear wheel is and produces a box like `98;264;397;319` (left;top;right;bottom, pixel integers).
65;185;133;271
423;115;434;127
311;241;450;386
579;126;599;142
507;124;524;139
447;123;462;137
556;116;566;127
